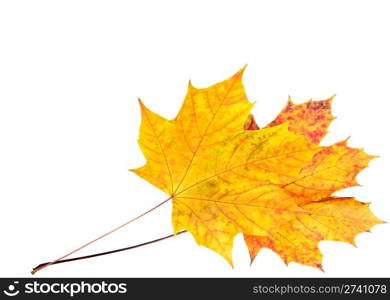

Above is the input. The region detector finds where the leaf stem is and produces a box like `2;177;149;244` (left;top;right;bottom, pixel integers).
32;196;173;274
32;230;187;274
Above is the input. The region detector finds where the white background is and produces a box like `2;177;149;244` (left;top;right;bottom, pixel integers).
0;0;389;277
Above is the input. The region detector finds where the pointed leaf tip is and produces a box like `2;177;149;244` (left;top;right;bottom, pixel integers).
236;65;247;77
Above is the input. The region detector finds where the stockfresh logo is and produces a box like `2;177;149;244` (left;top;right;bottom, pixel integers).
3;281;20;297
3;280;127;297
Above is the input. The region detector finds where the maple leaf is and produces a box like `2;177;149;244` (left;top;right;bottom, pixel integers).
31;68;383;275
243;97;383;269
131;68;323;265
131;68;382;268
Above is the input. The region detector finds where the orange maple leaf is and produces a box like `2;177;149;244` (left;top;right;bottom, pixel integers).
131;68;383;268
244;97;383;269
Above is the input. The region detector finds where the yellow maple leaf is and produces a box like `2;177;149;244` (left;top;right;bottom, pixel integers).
30;68;384;275
131;68;322;265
